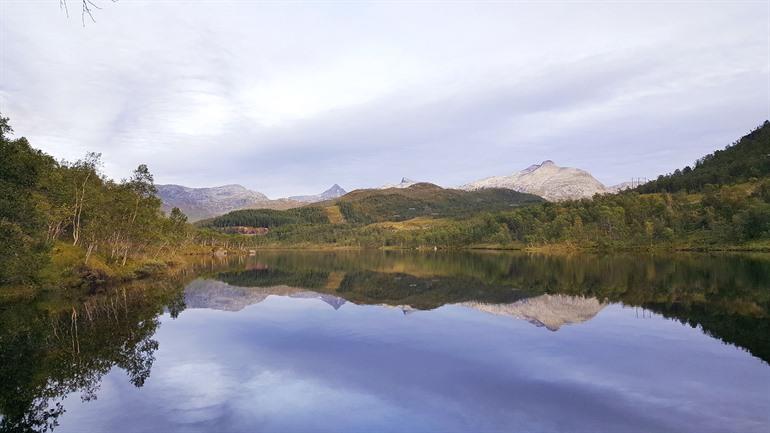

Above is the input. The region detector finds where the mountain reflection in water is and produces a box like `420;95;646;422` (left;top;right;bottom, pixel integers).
184;278;604;331
1;251;769;433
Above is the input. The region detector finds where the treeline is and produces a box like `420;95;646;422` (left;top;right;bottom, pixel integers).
202;179;769;250
0;115;192;285
638;121;770;194
198;206;329;228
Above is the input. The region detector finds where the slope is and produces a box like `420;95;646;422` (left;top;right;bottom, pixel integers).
637;121;770;194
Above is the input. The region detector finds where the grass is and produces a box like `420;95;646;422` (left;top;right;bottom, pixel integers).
32;242;199;291
324;205;346;224
368;217;450;231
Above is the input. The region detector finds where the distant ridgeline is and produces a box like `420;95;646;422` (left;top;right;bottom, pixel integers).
197;183;543;228
201;121;770;250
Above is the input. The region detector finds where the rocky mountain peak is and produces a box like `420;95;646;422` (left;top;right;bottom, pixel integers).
460;160;609;201
323;184;346;196
380;177;419;189
290;184;347;203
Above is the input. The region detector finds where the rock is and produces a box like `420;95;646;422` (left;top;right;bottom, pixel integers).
461;160;608;201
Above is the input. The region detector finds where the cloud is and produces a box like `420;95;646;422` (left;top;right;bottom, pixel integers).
0;1;767;197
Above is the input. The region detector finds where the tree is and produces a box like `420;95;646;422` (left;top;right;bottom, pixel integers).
0;115;12;140
70;153;102;246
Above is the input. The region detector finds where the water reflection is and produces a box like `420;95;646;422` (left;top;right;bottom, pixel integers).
194;251;770;361
0;279;186;432
1;251;769;432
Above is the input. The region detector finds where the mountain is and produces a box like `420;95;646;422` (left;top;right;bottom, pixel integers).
289;184;347;203
461;160;609;201
156;184;301;222
379;177;419;189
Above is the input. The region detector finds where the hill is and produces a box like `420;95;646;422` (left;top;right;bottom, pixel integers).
321;183;544;224
637;121;770;194
197;206;329;229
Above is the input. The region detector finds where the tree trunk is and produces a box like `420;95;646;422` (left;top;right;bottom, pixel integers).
72;171;92;246
85;241;96;264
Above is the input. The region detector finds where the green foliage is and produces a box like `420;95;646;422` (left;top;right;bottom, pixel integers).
329;182;543;224
199;206;329;228
217;267;330;289
0;114;195;286
215;179;770;250
0;279;187;431
638;121;770;193
0;122;56;283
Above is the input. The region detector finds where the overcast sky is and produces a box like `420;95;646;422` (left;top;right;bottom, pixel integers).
1;1;768;198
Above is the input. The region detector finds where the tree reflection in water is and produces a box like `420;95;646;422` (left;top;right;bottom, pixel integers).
0;280;186;432
1;251;769;432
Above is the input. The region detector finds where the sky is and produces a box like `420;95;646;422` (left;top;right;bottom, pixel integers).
1;1;768;198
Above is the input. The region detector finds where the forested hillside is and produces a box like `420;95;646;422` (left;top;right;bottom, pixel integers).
0;115;192;286
329;183;543;223
638;121;770;193
198;207;330;228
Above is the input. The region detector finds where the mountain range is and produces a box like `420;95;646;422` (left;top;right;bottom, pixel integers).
156;184;299;221
157;183;345;221
158;161;636;220
184;278;603;331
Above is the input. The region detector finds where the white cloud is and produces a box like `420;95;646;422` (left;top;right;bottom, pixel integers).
1;1;767;197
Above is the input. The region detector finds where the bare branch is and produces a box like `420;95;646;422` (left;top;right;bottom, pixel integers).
59;0;69;18
82;1;96;27
58;0;117;25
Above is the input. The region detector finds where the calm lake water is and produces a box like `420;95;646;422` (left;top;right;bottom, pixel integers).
1;251;769;433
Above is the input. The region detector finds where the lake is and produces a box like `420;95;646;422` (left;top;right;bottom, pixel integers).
1;251;769;432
